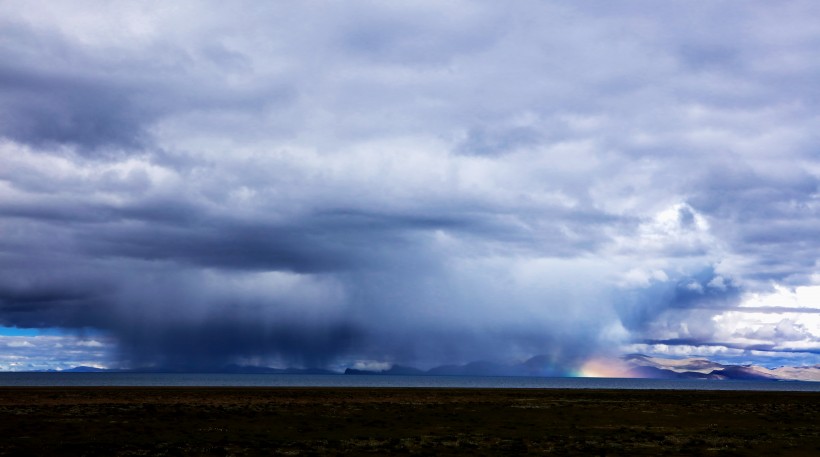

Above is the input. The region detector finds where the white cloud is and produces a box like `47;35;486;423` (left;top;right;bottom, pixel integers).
0;335;113;371
740;284;820;310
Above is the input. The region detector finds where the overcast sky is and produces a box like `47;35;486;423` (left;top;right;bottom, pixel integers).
1;1;818;371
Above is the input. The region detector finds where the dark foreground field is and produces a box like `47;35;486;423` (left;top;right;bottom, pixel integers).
0;387;817;456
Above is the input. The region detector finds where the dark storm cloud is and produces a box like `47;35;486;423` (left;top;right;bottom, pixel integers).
0;255;112;330
0;0;818;370
0;63;148;150
615;268;743;333
82;222;355;273
686;165;820;284
0;15;293;155
0;19;157;152
115;319;359;371
80;208;489;274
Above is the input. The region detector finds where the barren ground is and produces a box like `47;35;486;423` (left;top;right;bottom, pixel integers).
0;387;817;455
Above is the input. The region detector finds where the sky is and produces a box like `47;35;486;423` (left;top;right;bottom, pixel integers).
1;0;819;372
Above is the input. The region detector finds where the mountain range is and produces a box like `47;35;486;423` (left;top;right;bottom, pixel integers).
51;355;820;382
621;354;820;382
345;354;820;382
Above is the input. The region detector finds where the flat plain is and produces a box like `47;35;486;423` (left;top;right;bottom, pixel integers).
0;387;817;455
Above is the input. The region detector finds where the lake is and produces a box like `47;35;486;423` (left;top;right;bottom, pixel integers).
0;372;817;391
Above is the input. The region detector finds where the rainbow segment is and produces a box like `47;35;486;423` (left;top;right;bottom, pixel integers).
575;358;638;378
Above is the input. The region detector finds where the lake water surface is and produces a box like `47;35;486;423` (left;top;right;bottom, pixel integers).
0;373;817;391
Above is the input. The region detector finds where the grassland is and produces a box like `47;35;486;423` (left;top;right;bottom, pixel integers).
0;387;817;455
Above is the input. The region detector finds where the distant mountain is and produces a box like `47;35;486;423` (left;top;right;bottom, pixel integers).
219;364;337;375
427;360;509;376
58;366;109;373
49;364;338;375
342;354;819;382
622;354;820;382
345;365;425;375
49;357;819;381
769;365;820;382
346;356;568;377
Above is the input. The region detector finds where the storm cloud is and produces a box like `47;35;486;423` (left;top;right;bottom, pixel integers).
1;1;818;370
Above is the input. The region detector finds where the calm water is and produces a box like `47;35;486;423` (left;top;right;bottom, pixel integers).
0;373;817;391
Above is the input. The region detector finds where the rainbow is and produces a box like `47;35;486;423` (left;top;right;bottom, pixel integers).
576;357;637;378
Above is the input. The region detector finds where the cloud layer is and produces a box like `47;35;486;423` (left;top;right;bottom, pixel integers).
1;1;818;370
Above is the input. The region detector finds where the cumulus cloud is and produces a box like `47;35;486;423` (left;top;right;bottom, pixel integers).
0;0;819;370
0;334;112;371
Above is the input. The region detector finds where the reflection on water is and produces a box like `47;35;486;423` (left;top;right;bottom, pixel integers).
0;373;818;391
